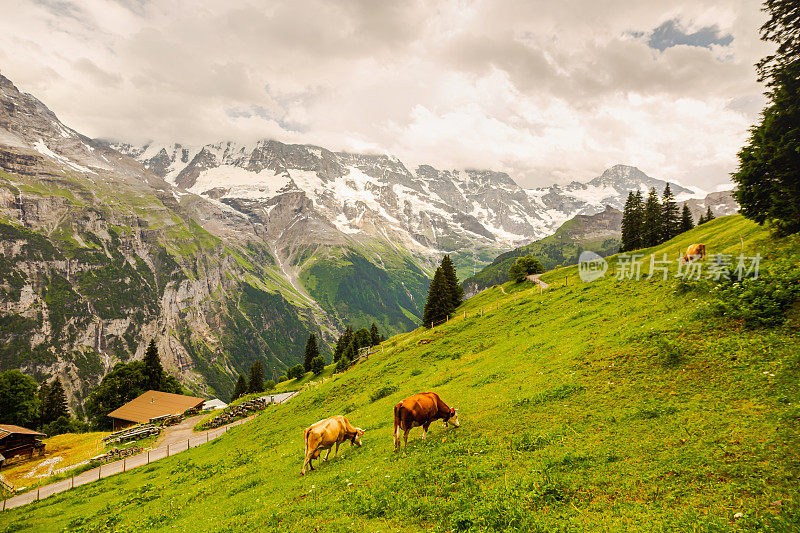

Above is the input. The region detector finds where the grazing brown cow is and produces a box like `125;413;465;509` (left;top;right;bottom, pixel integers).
393;392;459;450
301;415;364;475
681;243;707;263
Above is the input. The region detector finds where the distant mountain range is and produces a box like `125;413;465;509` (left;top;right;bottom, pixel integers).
0;72;737;409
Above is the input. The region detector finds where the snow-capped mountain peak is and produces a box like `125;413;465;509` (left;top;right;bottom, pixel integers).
110;139;728;255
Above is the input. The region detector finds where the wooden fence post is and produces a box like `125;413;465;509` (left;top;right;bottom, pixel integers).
147;451;150;464
167;444;170;457
37;484;40;501
206;432;209;443
187;439;190;450
71;474;74;489
98;465;101;481
123;458;126;473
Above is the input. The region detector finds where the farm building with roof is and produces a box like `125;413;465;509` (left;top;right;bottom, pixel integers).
0;425;46;467
107;390;206;430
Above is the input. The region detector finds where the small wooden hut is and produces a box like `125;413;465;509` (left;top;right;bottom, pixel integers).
0;425;46;467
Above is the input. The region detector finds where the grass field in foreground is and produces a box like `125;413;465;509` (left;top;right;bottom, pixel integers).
1;215;798;531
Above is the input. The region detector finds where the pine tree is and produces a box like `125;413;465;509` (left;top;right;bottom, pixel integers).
422;267;452;328
231;374;248;402
303;334;319;372
660;183;680;242
333;326;353;362
732;1;800;236
620;191;646;252
248;360;265;393
38;380;50;428
631;189;644;249
143;339;164;391
43;378;69;425
440;255;464;309
697;212;706;225
704;206;715;223
680;204;694;233
642;187;662;247
369;323;380;346
342;341;356;362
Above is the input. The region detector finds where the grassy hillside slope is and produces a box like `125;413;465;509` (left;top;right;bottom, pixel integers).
2;215;798;531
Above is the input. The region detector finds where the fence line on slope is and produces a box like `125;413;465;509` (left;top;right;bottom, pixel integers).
427;277;550;330
1;417;254;512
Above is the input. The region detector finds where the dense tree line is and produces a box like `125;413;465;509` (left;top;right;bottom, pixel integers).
619;184;711;252
0;370;87;435
328;322;384;373
423;255;463;328
733;0;800;236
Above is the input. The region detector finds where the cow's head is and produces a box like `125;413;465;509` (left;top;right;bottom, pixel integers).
444;407;460;428
351;428;365;446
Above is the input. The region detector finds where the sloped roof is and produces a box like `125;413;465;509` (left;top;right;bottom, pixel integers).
0;424;46;439
107;390;205;424
202;399;228;410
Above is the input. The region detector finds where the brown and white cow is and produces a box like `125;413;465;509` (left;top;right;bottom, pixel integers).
393;392;459;450
681;243;707;263
301;415;364;475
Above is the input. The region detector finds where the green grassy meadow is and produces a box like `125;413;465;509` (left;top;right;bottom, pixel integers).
1;215;798;531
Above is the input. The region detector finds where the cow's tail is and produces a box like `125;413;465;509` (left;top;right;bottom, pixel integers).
302;427;309;454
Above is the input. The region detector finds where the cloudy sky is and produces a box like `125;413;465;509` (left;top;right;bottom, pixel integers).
0;0;772;189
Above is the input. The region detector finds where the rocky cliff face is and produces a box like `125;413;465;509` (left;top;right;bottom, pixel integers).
0;75;334;408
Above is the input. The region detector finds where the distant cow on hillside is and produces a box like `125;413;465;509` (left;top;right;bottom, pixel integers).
393;392;459;450
681;243;706;263
301;415;364;475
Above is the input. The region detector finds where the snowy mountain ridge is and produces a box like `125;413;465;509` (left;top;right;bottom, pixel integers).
110;140;711;256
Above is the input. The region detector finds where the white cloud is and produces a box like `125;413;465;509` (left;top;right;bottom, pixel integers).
0;0;773;189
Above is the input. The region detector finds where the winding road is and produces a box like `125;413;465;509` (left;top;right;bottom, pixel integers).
527;274;550;289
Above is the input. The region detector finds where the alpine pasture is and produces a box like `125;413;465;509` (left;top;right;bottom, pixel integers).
1;215;798;531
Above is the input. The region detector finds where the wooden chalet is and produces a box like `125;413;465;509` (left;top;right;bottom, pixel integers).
107;390;206;430
0;425;46;467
